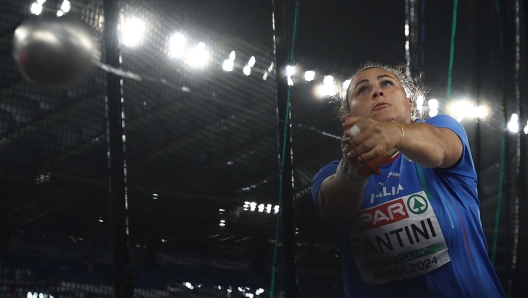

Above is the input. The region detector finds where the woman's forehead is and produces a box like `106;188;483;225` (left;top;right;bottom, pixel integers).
353;67;396;82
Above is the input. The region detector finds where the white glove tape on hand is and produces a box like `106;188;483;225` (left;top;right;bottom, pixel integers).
347;124;361;137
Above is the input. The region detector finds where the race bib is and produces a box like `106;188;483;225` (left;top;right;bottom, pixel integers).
349;191;450;285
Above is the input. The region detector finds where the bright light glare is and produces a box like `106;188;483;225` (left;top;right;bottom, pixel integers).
30;3;43;15
316;76;337;97
448;100;489;122
243;65;251;76
316;84;336;97
429;109;438;117
168;33;186;58
229;51;236;60
416;95;425;110
342;79;351;90
60;1;71;13
475;105;489;119
122;18;145;47
449;100;472;122
37;0;46;4
286;65;296;77
184;282;194;290
304;71;315;81
57;10;64;17
523;121;528;135
268;63;274;72
248;56;256;67
508;113;519;133
405;24;410;37
186;42;209;68
223;59;234;71
256;288;265;295
219;223;225;226
428;99;439;110
323;75;334;85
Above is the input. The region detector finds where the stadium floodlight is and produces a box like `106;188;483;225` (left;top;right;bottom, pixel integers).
30;3;43;15
185;42;209;68
122;17;145;47
508;113;519;133
304;70;315;81
168;33;186;58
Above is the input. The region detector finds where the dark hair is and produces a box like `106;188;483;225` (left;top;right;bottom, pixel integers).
339;62;428;120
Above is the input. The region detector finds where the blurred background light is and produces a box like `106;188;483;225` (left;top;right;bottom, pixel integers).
416;95;425;111
315;75;337;98
248;56;256;67
185;42;209;68
168;33;186;59
243;64;251;76
342;79;351;90
428;98;439;110
286;65;296;77
304;70;315;81
30;2;43;15
121;17;145;47
508;113;519;133
323;75;334;85
60;0;71;13
447;99;489;122
223;59;234;71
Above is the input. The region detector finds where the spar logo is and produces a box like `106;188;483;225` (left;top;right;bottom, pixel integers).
406;195;428;215
358;198;409;230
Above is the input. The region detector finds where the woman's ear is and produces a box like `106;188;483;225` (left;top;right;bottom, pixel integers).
408;98;415;113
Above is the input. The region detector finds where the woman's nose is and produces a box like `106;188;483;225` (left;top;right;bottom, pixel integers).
372;90;384;98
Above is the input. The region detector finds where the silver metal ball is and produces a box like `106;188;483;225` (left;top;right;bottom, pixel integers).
12;15;97;89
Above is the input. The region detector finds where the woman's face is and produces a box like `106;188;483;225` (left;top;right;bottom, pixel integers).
347;68;415;123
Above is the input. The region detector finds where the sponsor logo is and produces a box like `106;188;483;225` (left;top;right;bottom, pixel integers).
387;172;400;178
407;194;428;215
358;198;408;230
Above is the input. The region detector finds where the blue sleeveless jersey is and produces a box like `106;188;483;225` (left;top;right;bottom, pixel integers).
311;115;504;297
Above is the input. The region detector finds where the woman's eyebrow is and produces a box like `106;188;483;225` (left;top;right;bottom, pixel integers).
353;75;397;90
353;79;369;90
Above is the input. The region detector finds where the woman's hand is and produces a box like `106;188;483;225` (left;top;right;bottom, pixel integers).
341;116;397;177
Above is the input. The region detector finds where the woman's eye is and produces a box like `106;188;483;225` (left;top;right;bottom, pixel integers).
381;80;393;87
358;86;368;94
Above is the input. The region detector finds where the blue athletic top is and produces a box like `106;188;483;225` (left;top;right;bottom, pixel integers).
311;114;504;297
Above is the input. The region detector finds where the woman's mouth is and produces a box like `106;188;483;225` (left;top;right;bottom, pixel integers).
372;103;390;111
